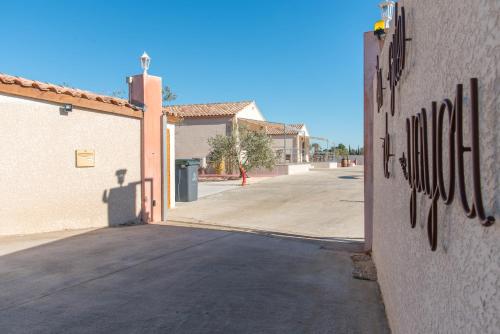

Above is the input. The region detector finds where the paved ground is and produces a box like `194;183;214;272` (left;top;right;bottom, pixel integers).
0;228;97;256
0;166;390;333
172;166;364;240
198;177;270;198
0;225;388;334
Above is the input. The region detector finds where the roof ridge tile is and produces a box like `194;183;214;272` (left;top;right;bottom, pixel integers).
163;100;254;118
0;72;140;111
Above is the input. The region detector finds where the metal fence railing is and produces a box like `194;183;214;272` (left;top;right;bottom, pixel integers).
311;152;337;162
274;149;308;164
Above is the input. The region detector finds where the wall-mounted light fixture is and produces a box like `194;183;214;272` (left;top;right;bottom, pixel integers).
60;103;73;115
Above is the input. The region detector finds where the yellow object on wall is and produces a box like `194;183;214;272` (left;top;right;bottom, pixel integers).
374;20;385;32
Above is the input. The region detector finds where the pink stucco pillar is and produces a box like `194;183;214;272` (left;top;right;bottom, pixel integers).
129;73;163;223
363;32;383;252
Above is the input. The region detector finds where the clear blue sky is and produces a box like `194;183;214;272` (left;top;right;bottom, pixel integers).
1;0;381;148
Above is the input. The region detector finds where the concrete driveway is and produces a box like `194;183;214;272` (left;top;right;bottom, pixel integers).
0;166;389;333
0;225;388;334
198;177;270;199
171;166;365;240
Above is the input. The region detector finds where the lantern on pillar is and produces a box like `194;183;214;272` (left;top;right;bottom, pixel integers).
140;52;151;74
379;1;395;28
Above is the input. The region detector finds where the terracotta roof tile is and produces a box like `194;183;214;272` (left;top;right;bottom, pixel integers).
238;118;305;135
164;101;253;118
0;73;140;111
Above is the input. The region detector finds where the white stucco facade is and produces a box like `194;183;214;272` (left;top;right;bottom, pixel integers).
234;101;265;121
370;1;499;333
0;94;142;235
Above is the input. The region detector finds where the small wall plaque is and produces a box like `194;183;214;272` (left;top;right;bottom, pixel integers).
75;150;95;167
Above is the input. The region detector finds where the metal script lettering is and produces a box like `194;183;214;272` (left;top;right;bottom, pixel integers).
387;3;411;116
404;78;495;251
376;56;384;112
381;113;394;178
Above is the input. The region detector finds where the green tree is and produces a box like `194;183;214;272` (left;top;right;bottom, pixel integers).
59;82;74;88
207;133;238;173
335;143;349;159
162;86;177;105
111;90;125;98
207;126;276;186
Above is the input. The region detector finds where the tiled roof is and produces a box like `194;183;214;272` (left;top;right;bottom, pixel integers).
238;118;305;135
0;73;140;111
164;101;253;118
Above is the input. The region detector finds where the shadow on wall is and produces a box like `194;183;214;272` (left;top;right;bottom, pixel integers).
102;169;141;227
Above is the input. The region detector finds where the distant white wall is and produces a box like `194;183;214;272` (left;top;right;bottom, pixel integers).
248;163;311;177
311;162;337;169
301;125;310;137
235;102;265;121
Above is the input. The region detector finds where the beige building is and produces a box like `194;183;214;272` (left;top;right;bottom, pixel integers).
364;1;499;333
165;101;265;161
238;118;310;163
166;101;310;166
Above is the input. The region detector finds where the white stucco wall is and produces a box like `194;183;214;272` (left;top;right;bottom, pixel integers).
311;162;337;169
300;125;309;137
235;102;265;121
0;94;142;235
175;117;232;160
371;1;499;333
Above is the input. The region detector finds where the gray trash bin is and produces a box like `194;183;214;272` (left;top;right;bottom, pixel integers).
175;159;200;202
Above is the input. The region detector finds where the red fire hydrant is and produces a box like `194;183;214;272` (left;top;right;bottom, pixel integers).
239;164;247;186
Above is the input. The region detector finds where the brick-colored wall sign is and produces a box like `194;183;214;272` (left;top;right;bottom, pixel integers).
75;150;95;167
